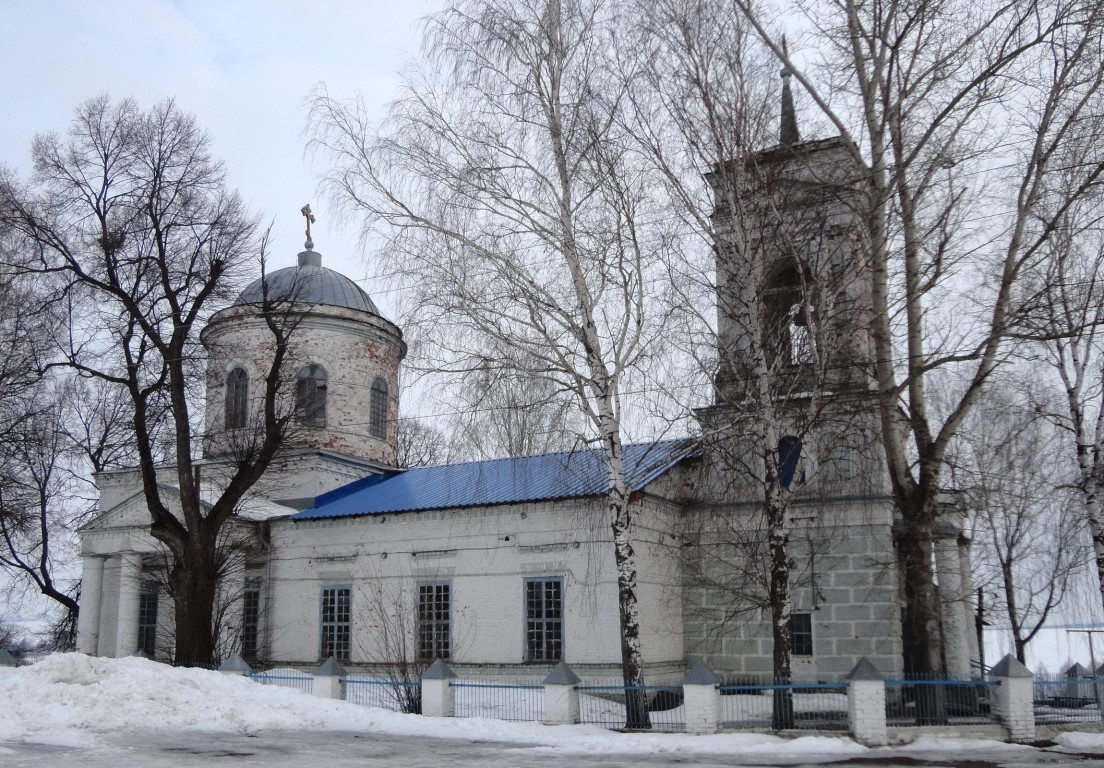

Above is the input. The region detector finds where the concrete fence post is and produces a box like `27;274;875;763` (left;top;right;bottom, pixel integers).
682;661;720;734
542;661;581;725
991;654;1035;743
421;658;457;717
845;657;887;746
313;657;347;700
219;654;252;676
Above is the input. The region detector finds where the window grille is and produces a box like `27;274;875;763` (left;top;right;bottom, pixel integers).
417;583;451;660
369;377;388;439
241;578;262;662
789;612;813;656
295;365;328;427
137;580;159;657
525;577;563;661
225;367;249;429
320;586;351;660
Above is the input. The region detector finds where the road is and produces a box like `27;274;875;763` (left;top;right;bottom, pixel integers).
5;730;1104;768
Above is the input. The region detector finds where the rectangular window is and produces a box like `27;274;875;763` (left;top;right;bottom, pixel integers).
137;580;159;657
525;577;563;662
789;612;813;657
417;583;451;661
241;577;262;663
320;586;351;660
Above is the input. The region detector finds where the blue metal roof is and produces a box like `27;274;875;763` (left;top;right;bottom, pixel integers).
292;439;694;521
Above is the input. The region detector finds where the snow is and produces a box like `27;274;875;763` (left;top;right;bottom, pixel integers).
0;653;1092;765
0;654;866;757
1053;732;1104;752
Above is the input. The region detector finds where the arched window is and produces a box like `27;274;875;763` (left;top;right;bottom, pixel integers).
295;364;327;427
369;377;388;439
225;367;249;429
777;435;804;488
763;262;813;366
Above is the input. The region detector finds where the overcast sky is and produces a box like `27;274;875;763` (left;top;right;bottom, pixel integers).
0;0;440;631
1;0;436;320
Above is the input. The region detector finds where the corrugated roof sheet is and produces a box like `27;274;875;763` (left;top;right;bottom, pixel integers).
292;439;694;521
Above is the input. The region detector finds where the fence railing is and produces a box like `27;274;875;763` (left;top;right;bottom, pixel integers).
1033;675;1104;725
884;677;997;726
201;654;1048;741
577;680;684;731
246;667;314;694
343;674;421;713
451;677;544;721
718;681;849;731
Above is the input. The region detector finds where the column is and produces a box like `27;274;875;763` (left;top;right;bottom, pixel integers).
114;552;143;658
76;556;105;655
935;535;971;679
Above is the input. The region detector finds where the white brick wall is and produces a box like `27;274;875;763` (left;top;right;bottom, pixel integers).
265;496;685;671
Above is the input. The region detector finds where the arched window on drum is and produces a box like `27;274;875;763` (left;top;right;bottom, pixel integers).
295;365;328;427
370;377;388;439
225;367;249;429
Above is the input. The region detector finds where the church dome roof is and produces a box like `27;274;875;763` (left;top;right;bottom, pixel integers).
235;248;380;315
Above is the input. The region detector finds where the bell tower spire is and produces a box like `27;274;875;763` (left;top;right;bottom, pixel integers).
779;37;800;146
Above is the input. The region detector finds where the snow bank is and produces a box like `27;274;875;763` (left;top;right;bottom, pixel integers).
0;653;869;757
1054;732;1104;752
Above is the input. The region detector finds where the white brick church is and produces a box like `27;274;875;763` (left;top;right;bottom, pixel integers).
75;118;980;682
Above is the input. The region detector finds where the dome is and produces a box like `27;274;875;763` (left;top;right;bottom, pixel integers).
235;249;380;315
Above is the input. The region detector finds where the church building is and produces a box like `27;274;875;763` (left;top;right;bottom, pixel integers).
75;96;979;683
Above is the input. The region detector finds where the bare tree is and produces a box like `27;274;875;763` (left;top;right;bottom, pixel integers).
0;96;299;664
446;348;581;460
623;0;873;726
953;383;1087;663
1026;208;1104;616
730;0;1104;676
396;418;450;468
310;0;671;727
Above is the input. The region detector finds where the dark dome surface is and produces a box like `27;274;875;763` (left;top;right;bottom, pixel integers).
235;250;380;315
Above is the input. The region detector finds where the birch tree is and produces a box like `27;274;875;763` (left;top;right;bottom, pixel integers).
625;0;870;722
0;96;299;664
1028;211;1104;616
310;0;669;727
954;385;1086;663
732;0;1104;676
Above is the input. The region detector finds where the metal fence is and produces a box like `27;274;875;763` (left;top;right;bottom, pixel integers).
343;674;421;713
577;679;685;732
884;677;997;726
246;667;314;694
451;677;545;722
718;681;848;731
1033;674;1104;725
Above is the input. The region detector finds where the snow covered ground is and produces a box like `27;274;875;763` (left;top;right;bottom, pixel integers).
2;654;1104;767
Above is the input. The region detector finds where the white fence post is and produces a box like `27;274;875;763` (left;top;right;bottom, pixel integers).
991;654;1035;743
219;654;252;676
846;657;887;746
421;658;457;717
682;661;720;734
542;661;581;725
313;657;347;699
